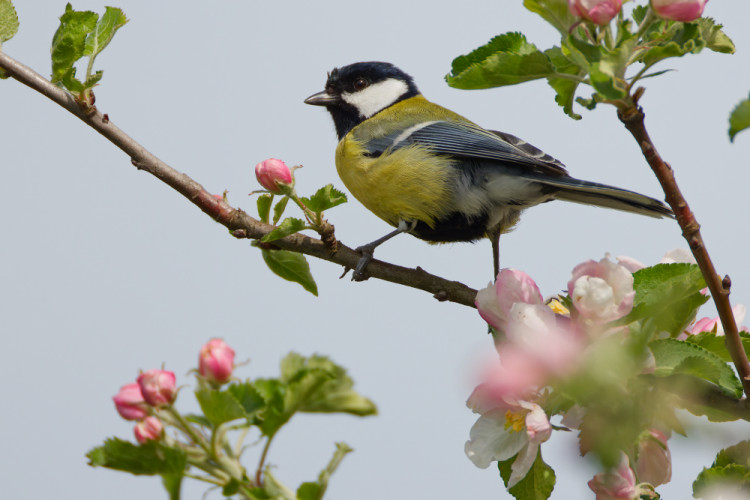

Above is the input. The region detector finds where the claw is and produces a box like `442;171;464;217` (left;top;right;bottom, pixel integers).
352;244;376;281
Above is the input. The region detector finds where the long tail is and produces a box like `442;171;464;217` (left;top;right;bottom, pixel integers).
537;176;673;219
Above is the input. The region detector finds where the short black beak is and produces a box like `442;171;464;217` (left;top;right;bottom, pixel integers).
304;90;338;106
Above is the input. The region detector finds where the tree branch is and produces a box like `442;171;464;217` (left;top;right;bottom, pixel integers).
0;50;477;308
618;93;750;397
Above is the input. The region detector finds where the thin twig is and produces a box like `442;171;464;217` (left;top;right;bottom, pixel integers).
0;50;478;308
618;96;750;397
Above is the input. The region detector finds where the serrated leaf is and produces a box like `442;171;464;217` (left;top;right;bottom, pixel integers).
564;36;633;100
257;194;272;223
523;0;577;36
698;17;735;54
252;378;288;437
498;449;556;500
261;248;318;295
60;66;84;93
301;184;347;213
86;438;186;475
84;69;103;88
649;339;743;397
261;217;307;243
0;0;19;44
83;6;127;58
447;32;556;90
686;331;750;363
729;94;750;142
625;263;709;336
693;442;750;498
227;382;266;415
195;388;247;425
50;4;98;84
272;196;289;224
544;46;582;120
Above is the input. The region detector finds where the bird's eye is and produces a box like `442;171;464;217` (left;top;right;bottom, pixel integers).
353;78;369;91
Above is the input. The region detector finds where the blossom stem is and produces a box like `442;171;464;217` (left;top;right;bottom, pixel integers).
255;436;274;486
618;97;750;397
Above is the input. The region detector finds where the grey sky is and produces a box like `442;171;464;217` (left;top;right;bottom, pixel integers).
2;1;749;498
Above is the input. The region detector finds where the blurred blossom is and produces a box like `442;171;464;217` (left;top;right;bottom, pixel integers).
652;0;708;22
113;383;148;420
467;348;547;412
476;268;543;332
636;430;672;487
588;453;638;500
661;248;696;264
691;304;749;336
568;0;622;25
137;369;177;407
465;402;551;487
568;256;635;328
133;416;163;444
255;158;293;194
616;255;644;273
199;338;235;384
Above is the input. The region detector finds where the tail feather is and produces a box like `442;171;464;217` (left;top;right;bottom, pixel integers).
537;176;673;219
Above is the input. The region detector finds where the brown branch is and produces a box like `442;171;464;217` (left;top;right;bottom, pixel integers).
0;50;477;308
618;93;750;397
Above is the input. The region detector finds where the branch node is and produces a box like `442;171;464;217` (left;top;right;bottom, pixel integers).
433;290;450;302
723;275;732;292
231;229;248;239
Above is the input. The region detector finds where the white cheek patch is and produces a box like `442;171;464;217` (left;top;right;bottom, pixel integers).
341;78;409;118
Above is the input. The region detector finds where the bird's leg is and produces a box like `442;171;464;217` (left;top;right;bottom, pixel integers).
352;220;414;281
489;226;502;282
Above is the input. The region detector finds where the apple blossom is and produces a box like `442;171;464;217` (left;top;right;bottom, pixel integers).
568;256;635;328
568;0;622;25
199;338;235;384
652;0;708;22
636;430;672;487
691;304;749;336
255;158;293;194
137;369;177;407
113;383;148;420
475;268;543;332
588;452;638;500
465;402;551;487
134;416;163;444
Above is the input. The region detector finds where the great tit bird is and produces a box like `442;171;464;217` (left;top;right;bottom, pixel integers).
304;61;672;279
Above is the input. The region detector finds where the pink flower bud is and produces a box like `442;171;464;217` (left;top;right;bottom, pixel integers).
137;369;177;407
113;383;149;420
568;0;623;25
134;416;163;444
199;338;236;384
568;256;635;328
588;453;638;499
255;158;293;194
636;430;672;487
652;0;708;22
475;268;543;332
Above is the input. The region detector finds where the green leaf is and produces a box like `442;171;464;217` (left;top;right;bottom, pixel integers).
649;339;743;398
161;473;183;500
498;449;556;500
544;46;582;120
693;441;750;498
297;482;322;500
447;32;556;90
87;438;186;476
261;248;318;295
697;17;735;54
272;196;289;225
83;6;127;58
301;184;347;213
625;263;709;336
50;4;98;85
523;0;577;36
565;36;632;100
261;217;307;243
257;194;273;223
227;382;266;415
262;469;298;500
252;378;288;437
729;94;750;142
686;331;750;363
195;388;247;425
280;353;377;416
0;0;19;44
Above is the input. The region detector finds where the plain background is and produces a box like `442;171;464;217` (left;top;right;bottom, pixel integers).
2;1;749;498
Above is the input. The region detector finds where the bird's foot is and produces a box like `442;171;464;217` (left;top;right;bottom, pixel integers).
352;244;376;281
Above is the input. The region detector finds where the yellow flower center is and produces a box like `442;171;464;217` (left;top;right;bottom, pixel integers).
547;298;570;316
505;410;526;433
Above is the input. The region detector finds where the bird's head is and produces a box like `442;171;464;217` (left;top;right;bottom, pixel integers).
305;61;420;139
